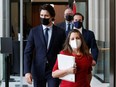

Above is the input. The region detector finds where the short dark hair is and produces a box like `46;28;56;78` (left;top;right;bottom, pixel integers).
39;4;55;20
73;12;84;21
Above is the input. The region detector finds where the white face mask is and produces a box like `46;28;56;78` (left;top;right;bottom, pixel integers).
69;39;81;49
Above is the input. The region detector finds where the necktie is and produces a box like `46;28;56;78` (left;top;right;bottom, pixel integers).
66;23;71;36
68;23;70;31
44;28;49;46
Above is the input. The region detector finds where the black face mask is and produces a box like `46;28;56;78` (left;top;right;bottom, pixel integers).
66;15;73;21
40;18;50;25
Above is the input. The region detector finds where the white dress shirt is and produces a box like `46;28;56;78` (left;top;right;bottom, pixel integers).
73;26;82;34
66;21;73;31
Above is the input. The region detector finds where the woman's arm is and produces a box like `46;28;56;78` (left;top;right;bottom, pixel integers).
52;67;76;78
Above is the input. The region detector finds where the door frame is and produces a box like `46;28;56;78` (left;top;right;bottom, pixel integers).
110;0;115;87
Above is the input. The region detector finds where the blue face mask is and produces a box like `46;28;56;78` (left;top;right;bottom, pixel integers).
74;21;82;29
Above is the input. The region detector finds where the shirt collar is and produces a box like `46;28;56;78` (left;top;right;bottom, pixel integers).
65;21;73;25
42;24;53;30
73;27;82;33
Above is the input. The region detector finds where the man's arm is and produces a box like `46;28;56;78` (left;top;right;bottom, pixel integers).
24;29;34;74
90;31;99;63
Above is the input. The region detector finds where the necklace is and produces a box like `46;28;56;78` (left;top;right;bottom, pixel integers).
72;52;83;59
76;54;83;59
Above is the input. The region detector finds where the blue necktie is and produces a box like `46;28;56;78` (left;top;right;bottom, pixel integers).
44;28;49;46
66;23;70;36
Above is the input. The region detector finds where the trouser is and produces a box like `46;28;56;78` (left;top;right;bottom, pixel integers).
33;77;60;87
33;64;60;87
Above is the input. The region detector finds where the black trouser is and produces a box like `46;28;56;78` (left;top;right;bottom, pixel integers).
33;77;60;87
33;64;60;87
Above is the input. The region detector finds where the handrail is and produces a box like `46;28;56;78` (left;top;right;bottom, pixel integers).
99;48;110;51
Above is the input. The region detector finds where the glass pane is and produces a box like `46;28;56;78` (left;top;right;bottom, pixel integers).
93;0;110;83
76;2;87;28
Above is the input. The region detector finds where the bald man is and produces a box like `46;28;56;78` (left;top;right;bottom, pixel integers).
57;8;74;36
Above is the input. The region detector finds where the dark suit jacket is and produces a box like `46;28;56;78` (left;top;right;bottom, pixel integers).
57;22;66;31
24;24;66;80
56;21;73;31
82;28;99;62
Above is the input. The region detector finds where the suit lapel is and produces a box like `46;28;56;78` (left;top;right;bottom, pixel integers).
72;24;74;29
82;28;88;43
64;22;66;30
62;22;66;30
82;28;86;38
38;25;46;47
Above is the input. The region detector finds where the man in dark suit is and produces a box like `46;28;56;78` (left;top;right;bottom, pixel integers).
73;13;99;64
57;8;74;36
24;4;66;87
73;12;99;82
